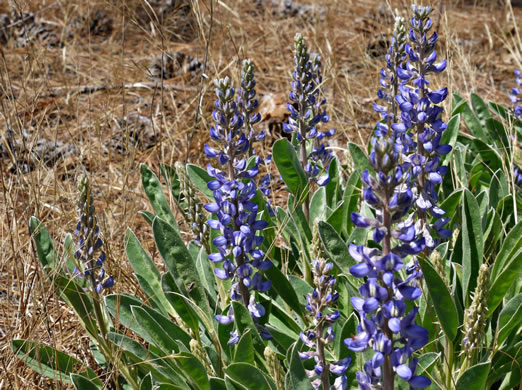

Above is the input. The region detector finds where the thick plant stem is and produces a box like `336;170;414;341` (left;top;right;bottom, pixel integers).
317;334;330;390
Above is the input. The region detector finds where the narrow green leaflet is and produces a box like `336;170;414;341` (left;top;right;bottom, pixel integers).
273;138;308;201
471;92;491;129
125;228;174;316
152;216;211;317
11;340;102;386
496;293;522;348
264;265;306;320
130;305;184;354
461;189;483;304
318;221;357;271
420;260;459;341
348;142;372;175
488;247;522;316
70;374;102;390
226;363;274;390
325;157;340;207
140;164;179;230
29;217;58;270
456;361;490;390
440;114;460;164
234;330;254;364
309;187;327;224
186;163;214;200
232;301;265;356
285;342;314;390
174;352;211;390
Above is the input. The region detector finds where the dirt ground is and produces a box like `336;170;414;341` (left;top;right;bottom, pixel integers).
0;0;520;388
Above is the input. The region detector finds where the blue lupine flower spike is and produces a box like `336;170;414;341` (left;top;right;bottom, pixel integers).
284;33;335;221
74;175;114;293
238;59;263;157
344;8;433;390
395;5;452;251
299;223;351;389
205;76;272;343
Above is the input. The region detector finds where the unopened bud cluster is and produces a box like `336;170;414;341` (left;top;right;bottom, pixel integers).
176;162;209;247
462;264;490;359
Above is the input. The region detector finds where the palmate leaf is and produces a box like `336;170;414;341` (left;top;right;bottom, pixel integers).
11;340;102;386
456;361;490;390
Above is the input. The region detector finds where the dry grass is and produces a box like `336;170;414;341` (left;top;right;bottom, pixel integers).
0;0;520;388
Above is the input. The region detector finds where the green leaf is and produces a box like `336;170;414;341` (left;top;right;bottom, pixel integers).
471;93;492;129
264;266;306;320
325;157;340;207
234;330;254;364
441;114;460;164
53;276;97;337
71;374;102;390
152;217;210;317
125;229;173;316
461;97;488;140
490;220;522;282
272;138;308;201
11;340;101;385
285;342;314;390
461;189;483;303
348;143;372;175
471;138;503;173
162;273;200;333
175;352;211;390
186;163;214;200
139;210;155;226
451;94;468;115
496;293;522;348
139;373;153;390
416;352;439;377
29;217;58;270
130;305;184;354
232;301;265;356
488;247;522;316
420;260;459;341
318;221;356;272
456;361;490;390
486;117;510;151
309;187;327;225
342;171;361;238
226;363;273;390
140;164;179;230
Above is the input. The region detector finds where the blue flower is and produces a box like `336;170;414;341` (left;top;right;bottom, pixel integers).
73;176;113;293
510;69;521;120
285;33;335;186
299;250;351;389
205;76;272;334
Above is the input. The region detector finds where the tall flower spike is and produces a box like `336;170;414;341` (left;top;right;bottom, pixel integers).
74;175;114;293
396;5;452;251
344;8;431;389
462;264;490;360
176;162;209;247
238;59;263;156
205;76;272;340
284;33;335;191
299;223;351;390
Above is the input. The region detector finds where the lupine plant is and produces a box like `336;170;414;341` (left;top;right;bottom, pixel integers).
14;4;522;390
